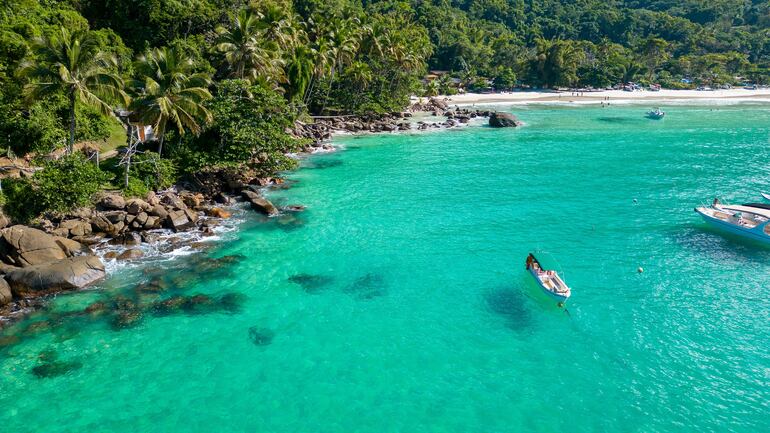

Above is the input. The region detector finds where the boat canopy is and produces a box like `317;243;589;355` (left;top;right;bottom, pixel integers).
743;202;770;211
720;204;770;219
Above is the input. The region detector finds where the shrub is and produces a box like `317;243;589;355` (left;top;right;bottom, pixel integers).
176;80;300;175
130;151;177;191
3;154;108;222
122;177;149;198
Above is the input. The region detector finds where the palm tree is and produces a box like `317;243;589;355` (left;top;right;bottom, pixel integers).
215;9;284;84
129;46;213;156
286;45;316;103
320;18;361;113
18;27;125;154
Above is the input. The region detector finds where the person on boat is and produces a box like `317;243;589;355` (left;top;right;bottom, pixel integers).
526;254;535;270
713;197;720;207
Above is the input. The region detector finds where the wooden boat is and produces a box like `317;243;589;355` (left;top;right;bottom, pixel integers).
525;253;571;305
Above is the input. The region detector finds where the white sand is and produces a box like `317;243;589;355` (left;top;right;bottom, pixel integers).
425;88;770;106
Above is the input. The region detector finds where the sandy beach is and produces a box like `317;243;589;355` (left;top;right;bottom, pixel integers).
429;88;770;105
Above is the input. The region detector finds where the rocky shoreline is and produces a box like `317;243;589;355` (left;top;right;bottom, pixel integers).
0;102;520;326
292;98;516;144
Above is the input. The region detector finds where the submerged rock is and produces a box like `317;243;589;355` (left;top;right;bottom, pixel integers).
111;310;143;329
152;296;187;316
0;334;20;348
288;273;334;294
31;360;83;378
344;273;387;300
248;326;275;346
117;249;144;261
219;292;246;313
181;294;216;314
84;301;108;315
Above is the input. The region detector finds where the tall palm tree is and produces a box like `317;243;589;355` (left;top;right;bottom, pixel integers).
215;9;284;84
18;27;125;154
129;46;213;156
285;45;316;103
320;18;361;113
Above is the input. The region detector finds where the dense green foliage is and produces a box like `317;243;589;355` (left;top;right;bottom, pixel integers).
2;154;109;222
0;0;768;220
175;79;301;175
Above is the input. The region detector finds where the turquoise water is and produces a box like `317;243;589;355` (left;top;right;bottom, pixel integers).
1;103;769;432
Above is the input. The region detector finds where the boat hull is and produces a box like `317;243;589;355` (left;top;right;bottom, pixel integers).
695;208;770;244
527;268;570;303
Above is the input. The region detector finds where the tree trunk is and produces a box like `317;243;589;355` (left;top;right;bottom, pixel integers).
320;65;337;115
124;153;131;188
68;91;76;155
157;132;165;157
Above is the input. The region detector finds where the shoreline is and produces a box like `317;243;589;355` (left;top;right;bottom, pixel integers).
0;95;764;324
430;88;770;106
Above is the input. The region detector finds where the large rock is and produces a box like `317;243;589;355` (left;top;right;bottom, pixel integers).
166;210;194;232
0;213;10;230
90;215;115;235
5;256;106;295
0;226;68;267
149;204;169;219
205;207;232;219
429;97;448;110
53;236;91;256
181;192;204;209
103;211;127;224
161;193;186;210
489;112;522;127
98;194;126;210
125;198;151;215
0;277;11;305
59;219;92;237
241;190;279;216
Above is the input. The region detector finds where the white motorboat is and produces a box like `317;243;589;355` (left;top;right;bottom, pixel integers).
525;253;571;305
646;108;665;119
694;201;770;245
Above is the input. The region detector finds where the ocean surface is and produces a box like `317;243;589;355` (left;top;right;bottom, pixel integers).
1;103;769;432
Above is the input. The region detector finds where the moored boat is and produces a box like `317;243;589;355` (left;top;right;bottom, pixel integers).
694;201;770;245
525;253;571;305
646;107;665;119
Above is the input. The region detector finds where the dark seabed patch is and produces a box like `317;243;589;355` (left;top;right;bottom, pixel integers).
304;157;343;170
344;273;387;300
248;326;275;346
485;287;531;331
596;116;642;125
251;212;307;233
31;358;83;378
288;273;335;294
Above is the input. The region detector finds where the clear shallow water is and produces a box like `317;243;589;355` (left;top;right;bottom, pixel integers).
1;103;769;432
